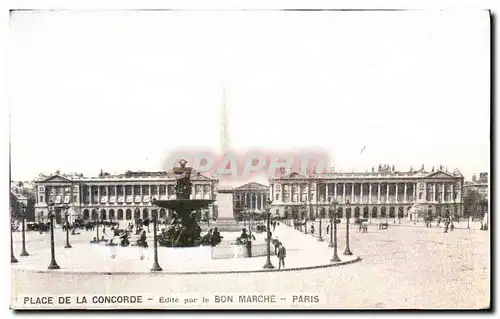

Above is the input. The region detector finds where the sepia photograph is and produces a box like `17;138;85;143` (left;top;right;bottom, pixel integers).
7;8;490;310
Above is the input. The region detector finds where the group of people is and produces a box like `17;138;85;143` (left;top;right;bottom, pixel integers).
442;218;455;233
201;227;223;246
236;228;256;245
105;226;148;260
293;219;306;230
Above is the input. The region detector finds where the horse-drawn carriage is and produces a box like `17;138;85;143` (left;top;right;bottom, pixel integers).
255;224;267;233
11;221;20;231
355;218;368;225
378;220;389;230
25;222;50;233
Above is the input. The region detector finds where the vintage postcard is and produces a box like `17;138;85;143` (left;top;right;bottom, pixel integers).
8;9;490;310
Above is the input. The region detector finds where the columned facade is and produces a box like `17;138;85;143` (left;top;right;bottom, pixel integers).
231;182;270;219
269;169;464;220
34;171;218;223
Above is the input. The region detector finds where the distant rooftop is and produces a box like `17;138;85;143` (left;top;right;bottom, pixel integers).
35;169;218;182
271;165;463;181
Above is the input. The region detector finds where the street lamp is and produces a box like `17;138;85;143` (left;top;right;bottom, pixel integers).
10;204;18;263
285;206;290;227
414;206;418;225
263;198;275;269
150;200;162;272
330;199;341;262
317;189;323;241
249;195;255;241
47;201;60;269
300;204;306;233
243;202;247;229
64;206;72;248
20;203;29;256
328;199;336;248
305;183;312;235
343;200;353;256
96;209;100;243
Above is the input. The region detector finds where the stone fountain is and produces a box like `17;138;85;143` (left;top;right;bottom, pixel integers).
151;160;214;247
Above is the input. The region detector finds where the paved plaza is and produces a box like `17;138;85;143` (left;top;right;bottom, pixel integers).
11;220;490;309
10;224;357;273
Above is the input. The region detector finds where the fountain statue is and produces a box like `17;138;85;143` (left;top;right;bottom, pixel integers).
152;160;215;247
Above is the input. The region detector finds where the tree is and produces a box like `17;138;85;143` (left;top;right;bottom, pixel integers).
463;189;481;218
479;199;488;217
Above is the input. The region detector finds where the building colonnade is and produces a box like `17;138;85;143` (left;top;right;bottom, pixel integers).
275;181;460;204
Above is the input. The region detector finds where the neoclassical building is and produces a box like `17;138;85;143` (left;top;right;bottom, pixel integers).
221;182;270;216
269;166;464;220
33;171;218;224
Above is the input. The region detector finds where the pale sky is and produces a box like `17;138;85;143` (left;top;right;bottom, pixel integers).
8;10;490;182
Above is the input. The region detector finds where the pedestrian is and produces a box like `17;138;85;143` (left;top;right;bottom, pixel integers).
274;239;280;255
450;221;455;232
277;242;286;270
311;224;315;235
361;221;368;233
326;224;330;235
138;229;147;260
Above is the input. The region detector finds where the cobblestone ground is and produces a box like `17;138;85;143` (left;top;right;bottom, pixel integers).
11;222;490;309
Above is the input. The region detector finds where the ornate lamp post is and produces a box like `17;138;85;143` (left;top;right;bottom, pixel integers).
328;199;337;248
317;190;323;241
330;199;341;262
20;203;29;256
64;206;72;248
285;206;290;227
414;206;418;225
48;201;60;269
95;209;100;243
243;202;247;229
249;195;255;240
10;204;18;263
150;201;162;272
263;199;275;269
301;204;307;233
344;200;353;256
206;208;210;228
305;183;312;235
